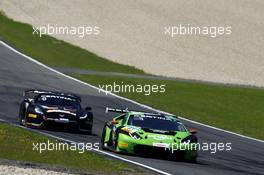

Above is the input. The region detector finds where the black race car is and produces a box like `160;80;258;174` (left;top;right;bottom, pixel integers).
18;89;93;133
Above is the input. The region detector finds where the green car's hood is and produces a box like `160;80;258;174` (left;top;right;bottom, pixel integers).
121;125;190;144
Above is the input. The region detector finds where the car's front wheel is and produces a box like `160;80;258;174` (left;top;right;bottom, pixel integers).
18;103;26;126
113;129;122;152
101;124;108;150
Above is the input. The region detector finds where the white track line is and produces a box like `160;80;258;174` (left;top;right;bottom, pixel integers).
0;118;6;122
1;41;263;144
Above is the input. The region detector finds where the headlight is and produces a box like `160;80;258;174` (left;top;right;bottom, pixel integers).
181;138;191;144
181;135;198;144
80;114;87;119
34;107;43;114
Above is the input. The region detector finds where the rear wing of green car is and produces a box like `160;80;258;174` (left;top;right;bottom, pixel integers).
105;107;178;118
105;107;129;113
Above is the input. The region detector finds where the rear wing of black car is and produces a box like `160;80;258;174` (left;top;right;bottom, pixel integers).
105;107;178;118
23;89;81;102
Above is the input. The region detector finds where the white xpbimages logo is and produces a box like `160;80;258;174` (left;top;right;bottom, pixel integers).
164;24;232;38
32;140;99;154
32;24;100;38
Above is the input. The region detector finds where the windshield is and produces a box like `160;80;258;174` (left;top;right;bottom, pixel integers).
128;114;186;132
36;95;80;109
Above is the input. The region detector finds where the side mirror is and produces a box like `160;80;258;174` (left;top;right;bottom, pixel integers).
111;120;119;125
189;128;197;135
85;106;92;111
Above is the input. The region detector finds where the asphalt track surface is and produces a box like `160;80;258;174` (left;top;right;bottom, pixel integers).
0;42;263;175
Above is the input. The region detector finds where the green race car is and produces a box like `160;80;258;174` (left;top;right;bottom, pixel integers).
101;108;198;162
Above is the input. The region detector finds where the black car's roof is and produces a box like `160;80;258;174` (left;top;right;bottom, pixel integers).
24;89;81;102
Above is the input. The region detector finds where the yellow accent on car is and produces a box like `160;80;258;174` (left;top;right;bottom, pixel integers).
28;113;37;118
118;142;128;148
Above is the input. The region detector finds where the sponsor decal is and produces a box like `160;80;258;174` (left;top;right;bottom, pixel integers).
133;114;176;121
40;95;76;101
153;142;170;148
148;134;172;141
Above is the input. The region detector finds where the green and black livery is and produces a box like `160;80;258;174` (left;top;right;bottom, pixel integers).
101;108;198;162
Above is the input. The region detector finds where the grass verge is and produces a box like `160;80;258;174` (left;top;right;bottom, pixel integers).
73;74;264;140
0;122;148;175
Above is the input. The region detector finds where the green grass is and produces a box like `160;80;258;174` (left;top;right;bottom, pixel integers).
0;122;147;175
0;12;144;74
73;74;264;140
